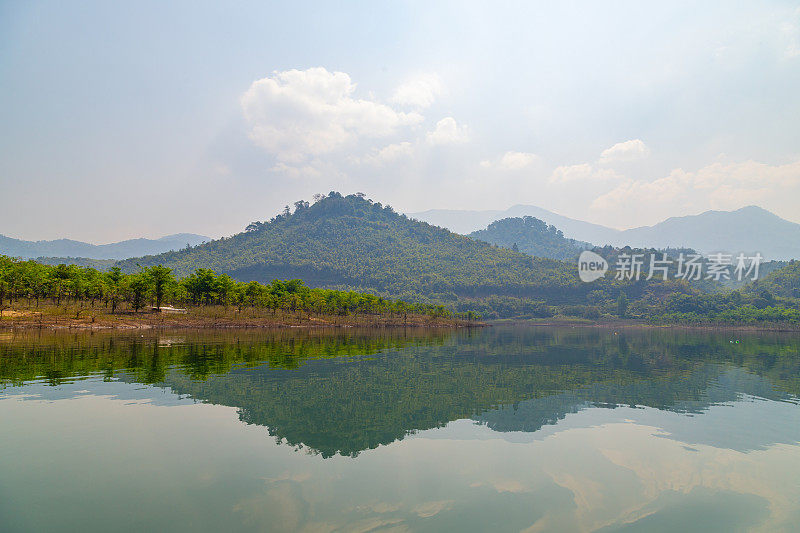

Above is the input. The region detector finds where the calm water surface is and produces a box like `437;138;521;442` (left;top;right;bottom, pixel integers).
1;326;799;532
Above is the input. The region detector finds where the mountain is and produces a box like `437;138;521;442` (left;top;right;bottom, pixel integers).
117;193;586;302
614;206;800;260
749;260;800;298
468;216;590;260
411;205;800;260
409;205;619;244
0;233;210;260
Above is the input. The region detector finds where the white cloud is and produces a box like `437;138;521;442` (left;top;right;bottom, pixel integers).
481;151;539;170
426;117;470;145
390;74;444;108
355;142;414;166
599;139;651;164
591;158;800;225
241;67;423;162
550;163;593;183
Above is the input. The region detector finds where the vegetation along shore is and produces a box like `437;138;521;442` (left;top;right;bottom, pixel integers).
0;257;476;330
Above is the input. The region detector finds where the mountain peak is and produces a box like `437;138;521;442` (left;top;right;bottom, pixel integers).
119;192;575;302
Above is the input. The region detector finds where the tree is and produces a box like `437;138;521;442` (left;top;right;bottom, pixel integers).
126;273;149;313
215;274;236;306
105;267;123;313
146;265;173;309
182;269;217;305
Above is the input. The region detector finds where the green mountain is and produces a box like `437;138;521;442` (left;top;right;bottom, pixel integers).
118;193;585;302
468;216;590;260
748;260;800;298
114;193;799;322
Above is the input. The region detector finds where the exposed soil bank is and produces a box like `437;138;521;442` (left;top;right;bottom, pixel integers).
0;306;482;330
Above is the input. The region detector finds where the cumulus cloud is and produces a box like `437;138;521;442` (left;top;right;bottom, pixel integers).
390;74;444;108
599;139;651;164
426;117;470;145
480;151;539;170
241;67;423;162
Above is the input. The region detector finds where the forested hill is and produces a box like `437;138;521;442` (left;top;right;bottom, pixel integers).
469;216;590;260
118;193;585;301
748;261;800;298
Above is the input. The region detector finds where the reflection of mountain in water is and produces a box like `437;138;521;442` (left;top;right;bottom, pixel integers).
476;365;800;452
2;327;799;457
153;330;800;457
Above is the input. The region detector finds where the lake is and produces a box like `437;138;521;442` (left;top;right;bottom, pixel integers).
1;326;800;532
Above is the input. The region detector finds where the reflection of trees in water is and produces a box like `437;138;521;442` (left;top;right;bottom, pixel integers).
476;364;795;434
2;327;799;457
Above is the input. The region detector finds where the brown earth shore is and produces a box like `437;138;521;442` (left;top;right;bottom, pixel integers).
0;305;481;330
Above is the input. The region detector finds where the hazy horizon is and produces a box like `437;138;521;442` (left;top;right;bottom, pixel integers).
2;200;795;246
3;1;800;242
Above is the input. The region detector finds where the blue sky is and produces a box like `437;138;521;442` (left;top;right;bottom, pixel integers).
2;1;799;242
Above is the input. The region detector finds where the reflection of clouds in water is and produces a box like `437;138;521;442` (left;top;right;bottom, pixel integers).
232;481;309;532
592;489;770;533
594;424;799;532
412;500;454;518
1;377;193;407
406;403;800;532
530;423;799;532
4;328;800;532
3;375;798;533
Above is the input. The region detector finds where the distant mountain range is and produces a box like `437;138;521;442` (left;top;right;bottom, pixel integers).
3;203;798;263
0;233;209;260
410;205;800;260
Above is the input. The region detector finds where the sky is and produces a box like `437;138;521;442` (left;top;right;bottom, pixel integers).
1;0;800;243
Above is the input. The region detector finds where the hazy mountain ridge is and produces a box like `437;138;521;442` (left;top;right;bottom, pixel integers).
410;205;800;260
0;233;210;260
617;206;800;259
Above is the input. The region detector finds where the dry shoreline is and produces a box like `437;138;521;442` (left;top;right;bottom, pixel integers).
0;307;480;331
2;308;797;333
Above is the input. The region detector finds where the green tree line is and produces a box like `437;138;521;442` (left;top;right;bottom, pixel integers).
0;255;454;319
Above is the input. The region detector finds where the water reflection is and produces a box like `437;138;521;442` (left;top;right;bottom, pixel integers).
2;327;799;457
1;326;800;532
